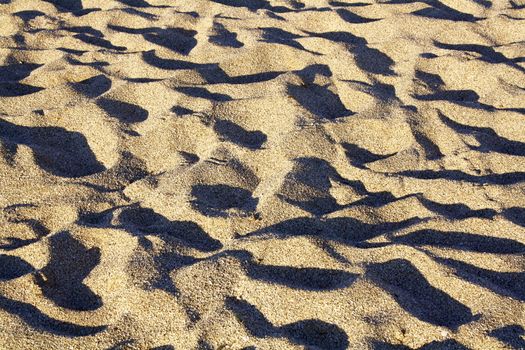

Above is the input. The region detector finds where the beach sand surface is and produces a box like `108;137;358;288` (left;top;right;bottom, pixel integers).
0;0;524;349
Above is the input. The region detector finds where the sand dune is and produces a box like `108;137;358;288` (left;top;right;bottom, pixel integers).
0;0;524;349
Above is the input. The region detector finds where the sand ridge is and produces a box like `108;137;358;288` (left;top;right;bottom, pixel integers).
0;0;524;349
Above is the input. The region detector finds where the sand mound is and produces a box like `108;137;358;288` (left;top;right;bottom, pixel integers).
0;0;524;349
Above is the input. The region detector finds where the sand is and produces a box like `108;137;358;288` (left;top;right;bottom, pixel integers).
0;0;524;349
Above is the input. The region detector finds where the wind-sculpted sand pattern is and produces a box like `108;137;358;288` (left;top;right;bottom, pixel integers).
0;0;524;349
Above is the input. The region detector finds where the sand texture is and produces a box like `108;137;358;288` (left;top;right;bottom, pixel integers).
0;0;524;349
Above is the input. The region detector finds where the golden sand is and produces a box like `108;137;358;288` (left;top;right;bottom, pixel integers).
0;0;524;349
